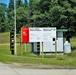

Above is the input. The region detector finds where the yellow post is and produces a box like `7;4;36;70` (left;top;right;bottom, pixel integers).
42;42;44;58
21;43;23;55
20;28;23;55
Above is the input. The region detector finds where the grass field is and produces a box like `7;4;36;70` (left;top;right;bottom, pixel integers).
0;32;76;66
0;32;10;44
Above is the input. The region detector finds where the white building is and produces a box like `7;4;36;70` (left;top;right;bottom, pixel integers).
31;29;68;55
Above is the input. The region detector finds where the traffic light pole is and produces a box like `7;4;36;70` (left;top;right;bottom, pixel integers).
14;0;17;55
10;31;14;55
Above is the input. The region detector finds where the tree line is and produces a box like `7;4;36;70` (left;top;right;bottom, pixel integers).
0;0;76;41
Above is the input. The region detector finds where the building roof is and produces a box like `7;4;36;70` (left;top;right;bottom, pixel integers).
57;29;68;32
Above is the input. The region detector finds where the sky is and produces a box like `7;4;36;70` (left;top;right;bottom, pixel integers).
0;0;9;5
0;0;29;6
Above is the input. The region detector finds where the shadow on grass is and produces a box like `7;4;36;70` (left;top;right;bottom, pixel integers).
71;47;76;51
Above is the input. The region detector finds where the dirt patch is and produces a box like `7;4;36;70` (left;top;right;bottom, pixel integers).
7;63;76;69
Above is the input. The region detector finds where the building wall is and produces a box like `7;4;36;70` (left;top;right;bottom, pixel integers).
32;31;64;54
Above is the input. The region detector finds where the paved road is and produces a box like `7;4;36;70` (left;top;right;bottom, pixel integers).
0;62;76;75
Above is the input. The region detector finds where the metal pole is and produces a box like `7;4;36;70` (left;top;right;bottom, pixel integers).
14;0;17;55
55;39;57;58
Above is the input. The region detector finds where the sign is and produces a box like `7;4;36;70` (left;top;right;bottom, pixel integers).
29;28;43;42
21;27;56;42
21;28;29;43
43;28;56;42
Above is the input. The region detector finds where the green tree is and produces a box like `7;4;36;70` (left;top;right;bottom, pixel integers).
9;0;14;11
16;0;24;8
30;0;76;42
49;0;76;42
24;0;28;7
7;0;14;31
30;0;51;27
16;0;30;33
0;3;7;32
16;6;28;33
7;0;29;33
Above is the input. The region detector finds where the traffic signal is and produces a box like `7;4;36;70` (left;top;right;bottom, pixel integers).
10;31;14;55
37;42;40;55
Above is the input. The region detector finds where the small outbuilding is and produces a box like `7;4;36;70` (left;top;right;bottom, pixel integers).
31;29;68;55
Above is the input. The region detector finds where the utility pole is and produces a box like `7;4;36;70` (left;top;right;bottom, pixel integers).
14;0;17;55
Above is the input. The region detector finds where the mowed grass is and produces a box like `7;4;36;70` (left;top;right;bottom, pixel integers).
0;32;10;44
71;37;76;47
0;32;76;66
